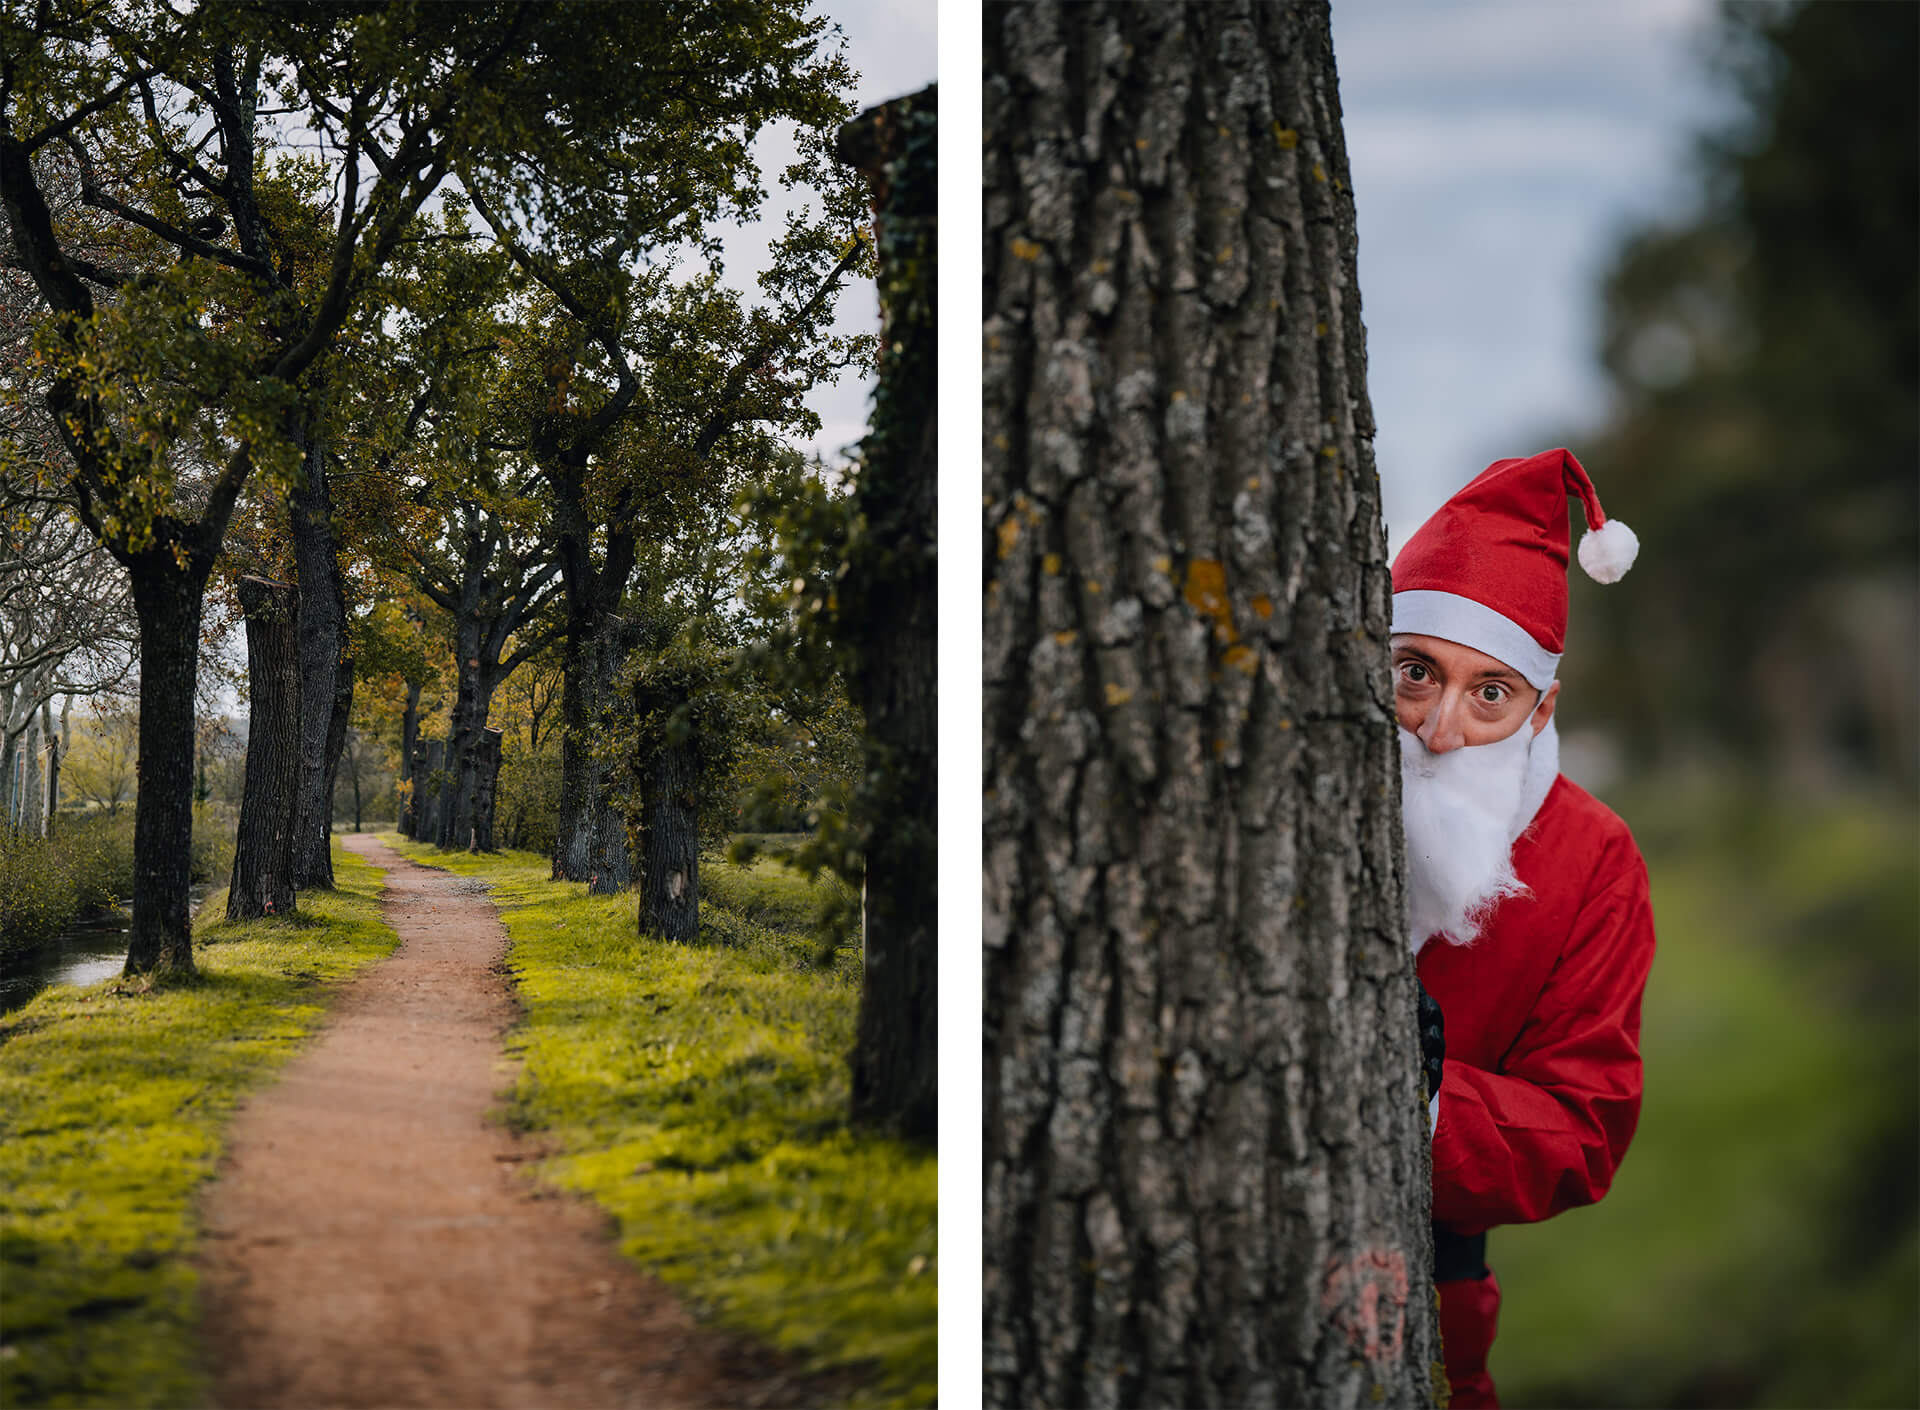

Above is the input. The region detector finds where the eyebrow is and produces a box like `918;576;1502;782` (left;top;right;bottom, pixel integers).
1392;646;1524;686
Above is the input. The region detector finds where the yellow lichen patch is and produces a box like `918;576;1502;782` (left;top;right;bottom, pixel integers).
1217;246;1234;263
996;516;1022;560
993;434;1010;451
1091;259;1111;275
1223;644;1257;675
1135;138;1149;151
1315;321;1328;337
1053;630;1077;646
1213;737;1227;757
1218;125;1232;138
1246;476;1261;490
1273;125;1299;149
1322;445;1339;459
1184;558;1240;647
1312;163;1327;183
1251;595;1274;619
1278;717;1293;730
1335;177;1347;192
1010;237;1043;261
1171;389;1188;402
1084;579;1102;595
1104;682;1133;707
1042;552;1063;575
1152;555;1173;576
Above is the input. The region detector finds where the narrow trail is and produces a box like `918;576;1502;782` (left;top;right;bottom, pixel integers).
198;835;825;1409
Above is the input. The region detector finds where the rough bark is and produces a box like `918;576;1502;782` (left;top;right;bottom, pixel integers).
468;727;503;852
400;677;422;835
416;738;447;845
291;428;348;889
41;698;59;838
584;616;640;894
123;564;206;974
983;5;1435;1406
637;728;699;942
837;87;939;1144
229;577;300;922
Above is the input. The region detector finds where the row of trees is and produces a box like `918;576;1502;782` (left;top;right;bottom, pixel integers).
2;4;934;1138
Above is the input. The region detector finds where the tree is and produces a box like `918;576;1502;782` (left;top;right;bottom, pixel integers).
982;5;1434;1405
227;576;297;920
836;86;937;1140
1563;0;1918;790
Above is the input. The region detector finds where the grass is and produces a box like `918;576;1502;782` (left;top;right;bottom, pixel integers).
1489;789;1919;1408
384;835;936;1409
703;838;858;937
0;843;399;1409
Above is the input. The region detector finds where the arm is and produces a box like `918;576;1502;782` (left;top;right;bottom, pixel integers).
1431;858;1656;1231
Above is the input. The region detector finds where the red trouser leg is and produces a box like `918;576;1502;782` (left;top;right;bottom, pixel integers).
1437;1269;1502;1408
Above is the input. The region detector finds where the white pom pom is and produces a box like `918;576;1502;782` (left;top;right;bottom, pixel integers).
1578;518;1639;584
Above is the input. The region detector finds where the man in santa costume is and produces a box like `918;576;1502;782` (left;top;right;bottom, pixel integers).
1392;448;1657;1409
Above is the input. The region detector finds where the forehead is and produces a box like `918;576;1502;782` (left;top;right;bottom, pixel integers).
1390;633;1526;680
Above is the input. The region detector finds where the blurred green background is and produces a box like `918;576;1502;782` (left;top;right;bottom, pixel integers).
1488;3;1918;1406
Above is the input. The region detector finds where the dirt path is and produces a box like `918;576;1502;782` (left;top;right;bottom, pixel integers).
198;835;829;1409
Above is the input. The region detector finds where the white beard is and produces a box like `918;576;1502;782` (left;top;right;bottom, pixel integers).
1401;723;1535;952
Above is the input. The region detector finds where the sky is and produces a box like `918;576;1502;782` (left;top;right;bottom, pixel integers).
1329;0;1734;552
720;0;939;469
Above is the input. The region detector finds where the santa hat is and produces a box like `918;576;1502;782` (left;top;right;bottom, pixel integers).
1390;448;1637;690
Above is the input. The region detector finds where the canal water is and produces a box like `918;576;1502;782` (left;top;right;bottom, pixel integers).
0;914;131;1016
0;887;212;1017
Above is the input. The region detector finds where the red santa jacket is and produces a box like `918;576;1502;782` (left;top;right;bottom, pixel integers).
1417;773;1656;1231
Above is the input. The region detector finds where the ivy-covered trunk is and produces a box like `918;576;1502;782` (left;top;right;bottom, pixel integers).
983;4;1435;1405
228;577;300;922
291;425;348;890
123;560;209;974
839;85;939;1144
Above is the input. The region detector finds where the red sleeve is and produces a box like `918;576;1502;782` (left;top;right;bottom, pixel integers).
1431;856;1656;1231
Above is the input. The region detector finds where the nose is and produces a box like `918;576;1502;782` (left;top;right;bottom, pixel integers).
1418;691;1467;754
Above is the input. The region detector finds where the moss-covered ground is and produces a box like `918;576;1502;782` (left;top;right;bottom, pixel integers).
0;843;398;1409
1492;789;1919;1408
384;836;936;1409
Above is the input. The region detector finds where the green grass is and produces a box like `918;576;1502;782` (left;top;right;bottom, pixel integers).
1490;791;1919;1408
0;843;399;1409
384;835;936;1409
703;841;858;938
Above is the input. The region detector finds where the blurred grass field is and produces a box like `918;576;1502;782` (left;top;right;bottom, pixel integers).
1491;785;1918;1408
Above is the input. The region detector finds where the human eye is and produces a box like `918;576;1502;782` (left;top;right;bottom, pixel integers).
1474;681;1510;706
1396;660;1432;686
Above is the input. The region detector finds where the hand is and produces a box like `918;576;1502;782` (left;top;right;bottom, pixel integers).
1418;976;1445;1134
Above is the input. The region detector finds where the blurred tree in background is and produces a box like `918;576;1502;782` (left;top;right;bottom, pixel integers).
1565;0;1917;788
1499;4;1918;1406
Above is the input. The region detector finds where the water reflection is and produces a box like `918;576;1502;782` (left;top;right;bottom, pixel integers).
0;916;129;1015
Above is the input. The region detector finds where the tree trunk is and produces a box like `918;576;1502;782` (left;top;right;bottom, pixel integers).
20;715;41;836
585;617;640;894
41;699;59;839
228;577;300;922
291;425;348;890
552;625;593;878
469;726;503;852
124;563;207;975
637;702;700;943
400;678;421;835
314;648;353;866
838;86;939;1144
982;5;1434;1407
417;738;446;845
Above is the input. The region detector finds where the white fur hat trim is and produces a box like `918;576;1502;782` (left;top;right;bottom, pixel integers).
1578;518;1639;584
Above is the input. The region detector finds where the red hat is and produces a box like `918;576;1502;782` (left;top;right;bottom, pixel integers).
1390;447;1637;689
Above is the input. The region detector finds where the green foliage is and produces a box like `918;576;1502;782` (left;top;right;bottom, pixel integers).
382;836;933;1408
622;631;744;847
0;814;149;962
1564;0;1917;783
1492;787;1918;1408
0;843;399;1409
703;843;860;963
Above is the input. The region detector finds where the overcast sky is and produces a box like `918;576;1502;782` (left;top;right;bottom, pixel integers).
1330;0;1732;550
721;0;938;469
